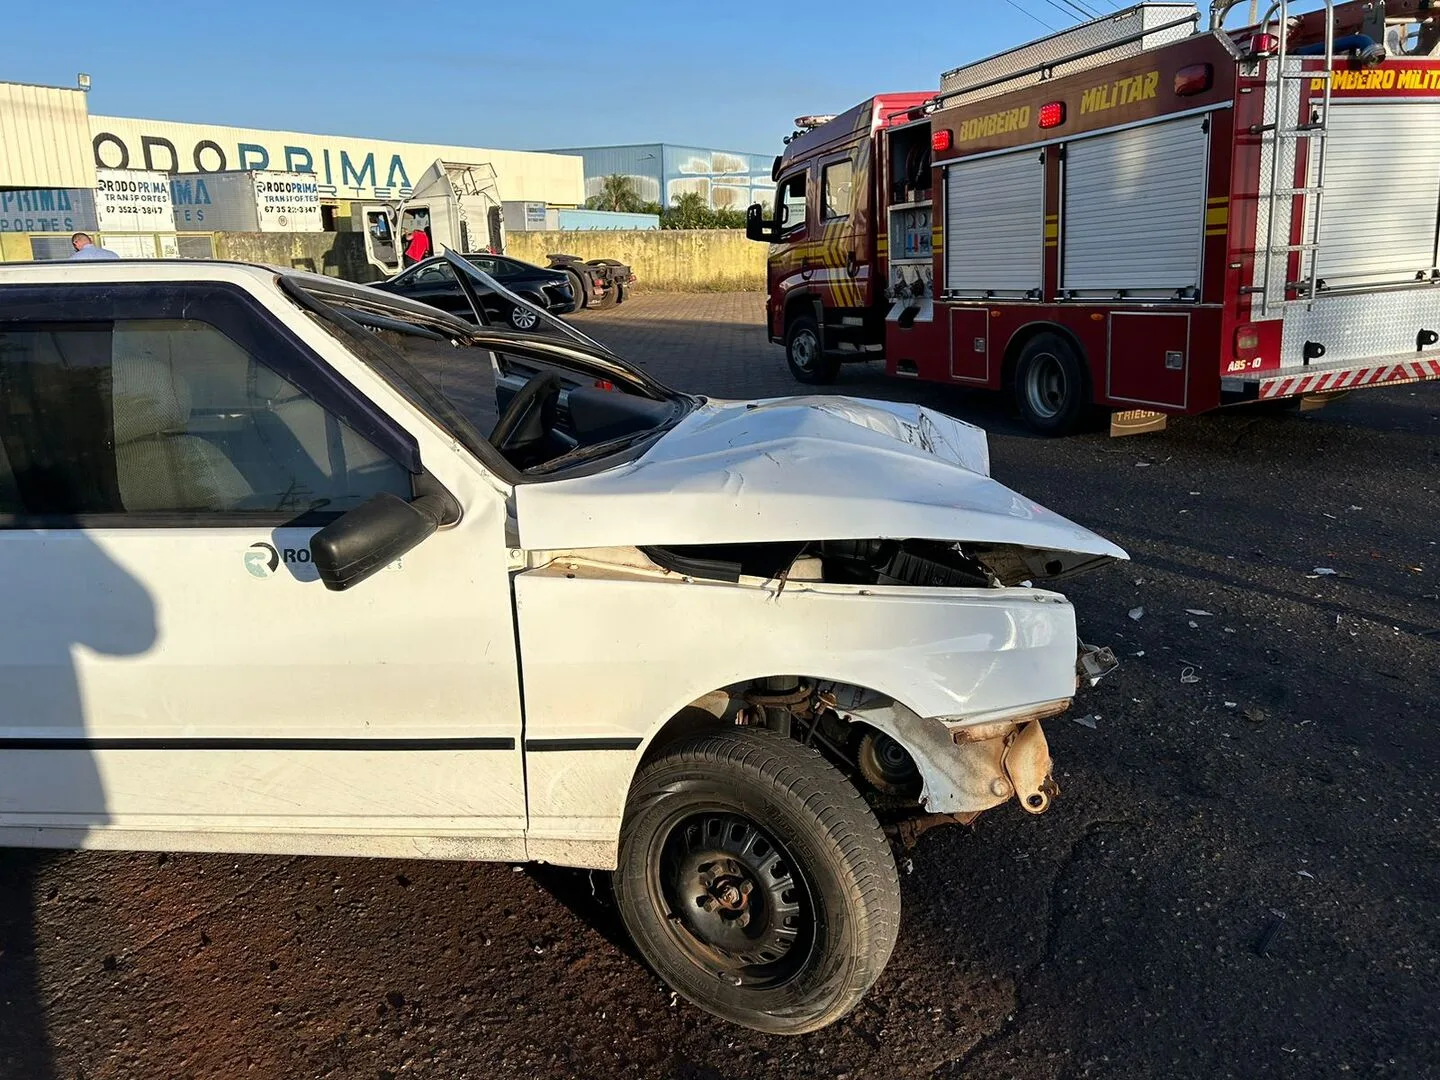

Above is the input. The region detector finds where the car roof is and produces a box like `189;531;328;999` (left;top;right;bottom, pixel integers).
0;258;474;333
0;258;304;288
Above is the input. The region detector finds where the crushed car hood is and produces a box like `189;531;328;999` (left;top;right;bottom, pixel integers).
514;396;1128;565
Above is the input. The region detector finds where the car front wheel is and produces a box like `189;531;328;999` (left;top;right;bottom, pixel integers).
613;728;900;1035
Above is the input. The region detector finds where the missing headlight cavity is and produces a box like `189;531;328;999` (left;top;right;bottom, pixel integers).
817;540;996;588
642;539;1113;587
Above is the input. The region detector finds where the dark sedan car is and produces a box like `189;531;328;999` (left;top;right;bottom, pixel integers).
371;254;575;329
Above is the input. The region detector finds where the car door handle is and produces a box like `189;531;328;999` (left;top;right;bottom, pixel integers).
846;251;859;277
800;257;813;279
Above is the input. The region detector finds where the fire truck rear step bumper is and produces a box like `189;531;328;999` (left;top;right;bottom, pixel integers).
1221;356;1440;402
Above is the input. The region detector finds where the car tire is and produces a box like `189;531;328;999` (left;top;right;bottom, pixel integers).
595;279;619;309
1013;332;1089;436
508;301;542;331
785;313;839;385
613;727;901;1036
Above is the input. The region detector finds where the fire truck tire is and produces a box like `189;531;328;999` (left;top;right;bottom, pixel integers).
785;315;839;384
1014;333;1088;436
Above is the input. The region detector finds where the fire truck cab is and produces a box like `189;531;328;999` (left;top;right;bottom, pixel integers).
748;1;1440;434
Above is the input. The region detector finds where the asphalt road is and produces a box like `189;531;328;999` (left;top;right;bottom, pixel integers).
2;292;1437;1080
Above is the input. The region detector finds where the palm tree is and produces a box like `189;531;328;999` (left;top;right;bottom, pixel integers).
587;174;644;213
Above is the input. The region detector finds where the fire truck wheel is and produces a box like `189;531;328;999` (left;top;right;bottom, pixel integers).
1014;333;1088;435
785;315;839;384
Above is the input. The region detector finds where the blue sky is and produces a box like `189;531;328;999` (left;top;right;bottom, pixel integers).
15;1;1320;156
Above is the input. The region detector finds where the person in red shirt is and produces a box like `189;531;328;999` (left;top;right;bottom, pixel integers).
403;227;431;266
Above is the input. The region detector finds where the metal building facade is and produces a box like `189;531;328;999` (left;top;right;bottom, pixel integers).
0;81;96;189
90;116;586;205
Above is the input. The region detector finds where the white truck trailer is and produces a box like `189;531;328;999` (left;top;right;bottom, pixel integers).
170;170;323;233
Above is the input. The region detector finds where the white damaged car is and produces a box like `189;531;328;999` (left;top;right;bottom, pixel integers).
0;252;1124;1033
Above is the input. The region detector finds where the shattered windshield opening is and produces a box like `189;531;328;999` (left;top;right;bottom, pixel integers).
284;276;500;464
283;269;692;479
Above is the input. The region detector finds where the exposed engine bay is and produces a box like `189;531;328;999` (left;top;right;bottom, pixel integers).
644;537;1079;589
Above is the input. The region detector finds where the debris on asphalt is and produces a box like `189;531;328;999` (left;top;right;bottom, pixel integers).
1224;701;1238;708
1296;869;1316;881
1129;606;1145;621
1180;667;1200;684
1188;620;1199;629
1072;714;1099;730
1186;609;1215;617
1254;909;1287;956
1244;708;1268;724
1309;567;1339;576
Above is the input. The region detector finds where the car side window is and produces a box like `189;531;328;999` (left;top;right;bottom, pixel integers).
0;317;412;521
412;263;455;285
777;173;807;235
823;159;853;221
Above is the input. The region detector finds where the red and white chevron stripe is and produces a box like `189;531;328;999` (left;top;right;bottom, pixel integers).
1259;358;1440;399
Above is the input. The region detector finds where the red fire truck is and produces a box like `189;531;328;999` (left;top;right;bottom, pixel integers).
747;1;1440;434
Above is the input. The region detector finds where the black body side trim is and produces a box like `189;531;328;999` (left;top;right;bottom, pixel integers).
525;738;642;752
0;737;516;751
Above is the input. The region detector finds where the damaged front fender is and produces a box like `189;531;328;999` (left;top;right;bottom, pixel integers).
836;690;1062;816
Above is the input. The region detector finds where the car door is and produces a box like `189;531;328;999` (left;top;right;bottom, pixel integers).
401;262;475;319
0;277;527;853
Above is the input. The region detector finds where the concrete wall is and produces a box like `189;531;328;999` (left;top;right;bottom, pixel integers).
506;229;764;292
212;230;380;282
0;226;762;292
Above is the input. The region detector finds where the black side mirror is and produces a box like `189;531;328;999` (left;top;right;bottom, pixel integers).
311;492;447;592
745;203;776;243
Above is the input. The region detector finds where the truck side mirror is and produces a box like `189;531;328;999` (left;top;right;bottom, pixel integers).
745;203;777;243
310;492;447;592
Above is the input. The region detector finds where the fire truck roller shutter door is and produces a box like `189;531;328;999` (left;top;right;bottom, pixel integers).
1062;116;1209;295
944;149;1045;297
1305;102;1440;289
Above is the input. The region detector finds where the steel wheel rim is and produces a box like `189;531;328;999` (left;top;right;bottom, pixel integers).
792;329;819;372
511;307;539;329
1024;353;1067;420
649;810;815;988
